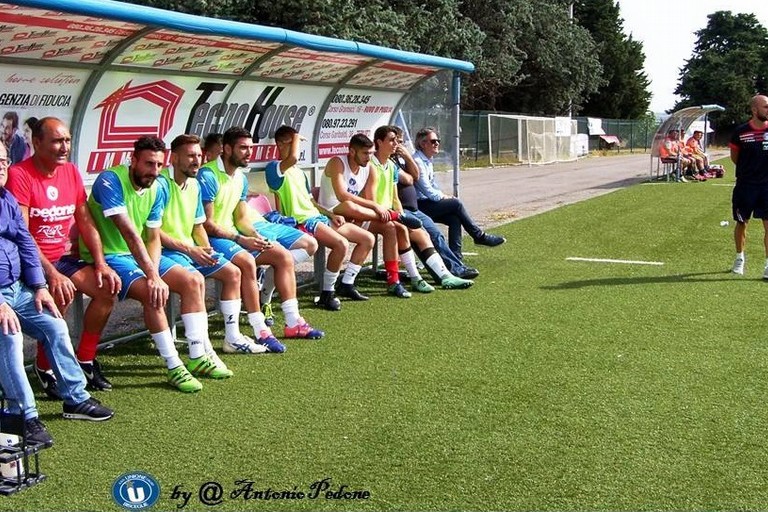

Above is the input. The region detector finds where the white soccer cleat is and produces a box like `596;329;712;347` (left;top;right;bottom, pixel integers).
207;350;230;371
732;256;745;275
222;334;268;354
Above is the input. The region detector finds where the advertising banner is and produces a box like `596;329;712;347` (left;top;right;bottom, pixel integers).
0;66;85;120
77;72;332;182
0;8;140;63
317;88;403;159
0;66;88;164
213;79;328;165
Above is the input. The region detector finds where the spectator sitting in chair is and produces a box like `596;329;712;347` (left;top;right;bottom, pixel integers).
660;129;696;182
412;127;505;256
686;130;711;174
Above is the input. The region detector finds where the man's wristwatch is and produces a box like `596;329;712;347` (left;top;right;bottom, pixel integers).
32;283;49;291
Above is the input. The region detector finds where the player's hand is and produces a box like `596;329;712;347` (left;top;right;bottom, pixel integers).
94;263;121;296
34;288;62;318
48;270;76;307
147;275;169;309
0;302;20;335
373;204;391;222
330;214;345;227
189;246;218;267
239;235;273;252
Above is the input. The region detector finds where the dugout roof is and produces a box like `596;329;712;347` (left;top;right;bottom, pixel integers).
650;105;725;158
0;0;473;181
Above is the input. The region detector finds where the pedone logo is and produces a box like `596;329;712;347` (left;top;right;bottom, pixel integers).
112;472;160;510
29;204;75;222
86;80;184;172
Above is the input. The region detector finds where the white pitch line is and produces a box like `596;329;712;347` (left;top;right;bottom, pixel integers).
567;257;664;266
710;183;734;187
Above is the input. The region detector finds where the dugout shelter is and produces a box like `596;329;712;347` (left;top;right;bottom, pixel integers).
649;104;724;180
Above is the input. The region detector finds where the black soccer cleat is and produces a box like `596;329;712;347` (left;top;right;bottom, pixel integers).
316;290;342;311
34;365;62;400
80;359;113;391
336;283;370;301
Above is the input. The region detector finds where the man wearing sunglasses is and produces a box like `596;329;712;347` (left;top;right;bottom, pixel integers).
413;128;506;259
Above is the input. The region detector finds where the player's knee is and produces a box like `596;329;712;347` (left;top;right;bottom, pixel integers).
90;286;118;304
234;254;258;279
361;231;376;250
330;236;348;254
223;263;241;283
183;272;205;299
277;247;294;267
301;236;318;255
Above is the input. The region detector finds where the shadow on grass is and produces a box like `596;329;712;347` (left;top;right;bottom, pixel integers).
591;176;647;190
109;381;175;391
542;271;747;290
103;366;163;377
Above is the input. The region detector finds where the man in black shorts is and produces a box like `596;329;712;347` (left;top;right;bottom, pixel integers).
730;94;768;277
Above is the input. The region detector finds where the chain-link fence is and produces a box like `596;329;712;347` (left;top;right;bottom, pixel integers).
573;117;660;152
397;75;660;167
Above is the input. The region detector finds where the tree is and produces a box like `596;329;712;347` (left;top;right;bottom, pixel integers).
574;0;651;118
126;0;603;116
127;0;484;64
462;0;603;115
456;0;525;111
673;11;768;130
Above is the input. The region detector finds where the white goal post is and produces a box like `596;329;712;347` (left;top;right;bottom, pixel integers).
487;113;579;166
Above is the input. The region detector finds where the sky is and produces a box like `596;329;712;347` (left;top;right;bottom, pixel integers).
617;0;768;113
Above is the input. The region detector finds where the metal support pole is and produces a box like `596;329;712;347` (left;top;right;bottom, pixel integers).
474;111;481;162
451;71;461;197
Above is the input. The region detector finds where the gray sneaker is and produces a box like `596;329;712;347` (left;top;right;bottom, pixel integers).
475;233;506;247
63;397;114;422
